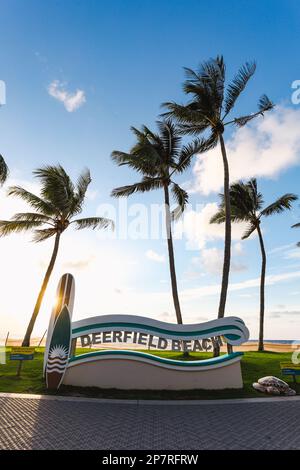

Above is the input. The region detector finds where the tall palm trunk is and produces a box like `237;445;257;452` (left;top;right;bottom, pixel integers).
22;232;61;347
163;183;183;325
256;223;266;352
218;133;231;319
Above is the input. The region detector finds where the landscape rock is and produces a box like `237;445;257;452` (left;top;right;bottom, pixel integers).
258;376;289;392
266;386;280;395
284;388;297;396
253;376;296;396
252;382;267;393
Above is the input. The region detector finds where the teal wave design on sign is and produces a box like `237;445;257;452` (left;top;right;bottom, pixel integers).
69;350;243;367
72;322;243;338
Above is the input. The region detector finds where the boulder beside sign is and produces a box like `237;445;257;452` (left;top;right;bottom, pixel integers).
10;347;35;361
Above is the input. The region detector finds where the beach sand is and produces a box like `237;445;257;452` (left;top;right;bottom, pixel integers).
226;342;296;353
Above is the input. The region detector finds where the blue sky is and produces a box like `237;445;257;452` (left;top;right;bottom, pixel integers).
0;0;300;340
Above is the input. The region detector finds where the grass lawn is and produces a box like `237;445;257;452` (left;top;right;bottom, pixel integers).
0;347;299;400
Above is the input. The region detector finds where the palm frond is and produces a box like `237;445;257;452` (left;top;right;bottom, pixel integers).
130;126;148;141
171;205;184;221
258;94;274;113
211;179;261;226
210;209;226;224
32;228;58;242
292;222;300;229
184;56;225;86
176;122;210;136
261;193;298;217
171;183;188;213
111;177;163;198
161;102;211;131
140;125;161;145
242;223;257;240
34;165;75;214
12;212;54;224
223;62;256;117
227;181;259;217
210;206;248;224
233;113;259;127
111;150;158;176
175;135;217;174
190;57;225;114
0;155;8;185
72;217;114;231
233;94;274;127
111;150;133;165
245;178;264;212
176;140;201;173
73;168;91;209
182;56;225;118
130;125;166;170
7;186;57;216
156;119;182;160
0;220;43;236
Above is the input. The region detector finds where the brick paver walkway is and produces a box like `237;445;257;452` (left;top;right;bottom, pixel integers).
0;395;299;450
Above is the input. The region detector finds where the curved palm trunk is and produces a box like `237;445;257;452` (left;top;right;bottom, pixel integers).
22;233;61;347
163;184;183;325
218;134;231;319
256;224;266;352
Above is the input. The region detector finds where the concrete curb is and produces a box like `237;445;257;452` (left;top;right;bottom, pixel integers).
0;391;299;405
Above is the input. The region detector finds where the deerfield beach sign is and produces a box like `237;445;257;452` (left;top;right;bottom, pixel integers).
45;273;250;391
79;329;223;351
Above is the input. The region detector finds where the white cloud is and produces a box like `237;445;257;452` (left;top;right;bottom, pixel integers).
179;269;300;301
145;249;165;263
269;310;300;318
233;242;243;256
192;106;300;195
182;202;250;249
48;80;86;112
199;247;246;275
85;188;99;201
284;248;300;259
268;243;296;255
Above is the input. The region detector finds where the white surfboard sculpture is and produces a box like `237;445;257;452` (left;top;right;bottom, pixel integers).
43;273;75;376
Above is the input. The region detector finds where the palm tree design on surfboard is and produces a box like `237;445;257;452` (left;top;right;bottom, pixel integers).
46;304;71;390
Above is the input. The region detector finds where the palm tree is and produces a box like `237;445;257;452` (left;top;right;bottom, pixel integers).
0;165;114;346
163;56;274;320
210;178;297;351
291;220;300;246
111;119;201;325
0;154;8;185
